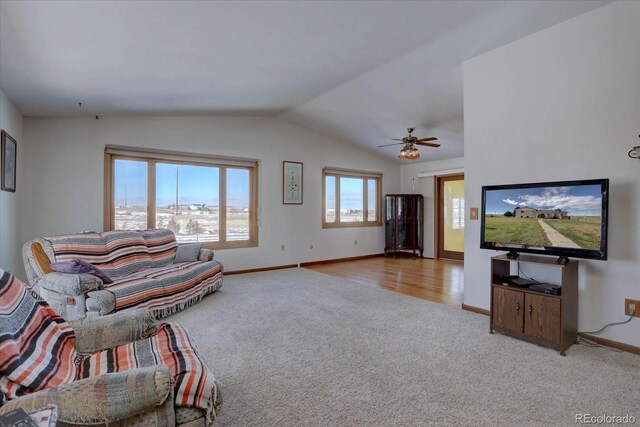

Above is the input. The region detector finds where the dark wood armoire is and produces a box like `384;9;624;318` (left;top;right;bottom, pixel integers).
384;194;423;257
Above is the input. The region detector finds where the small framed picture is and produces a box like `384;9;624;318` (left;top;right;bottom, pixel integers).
283;161;303;204
1;130;17;193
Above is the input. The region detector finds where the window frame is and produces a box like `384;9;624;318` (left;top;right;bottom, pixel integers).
104;150;259;250
322;168;382;228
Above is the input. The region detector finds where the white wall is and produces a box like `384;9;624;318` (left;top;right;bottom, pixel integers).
21;116;400;274
400;157;464;258
0;89;24;277
464;1;640;347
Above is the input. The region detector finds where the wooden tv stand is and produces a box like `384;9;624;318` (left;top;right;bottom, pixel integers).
489;255;578;355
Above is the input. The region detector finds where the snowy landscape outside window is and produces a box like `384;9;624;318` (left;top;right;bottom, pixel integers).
323;168;382;228
106;148;258;249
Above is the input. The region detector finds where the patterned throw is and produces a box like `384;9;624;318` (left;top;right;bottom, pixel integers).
47;231;153;278
0;270;215;419
43;229;222;317
108;261;223;313
77;323;216;414
141;229;178;268
0;271;78;399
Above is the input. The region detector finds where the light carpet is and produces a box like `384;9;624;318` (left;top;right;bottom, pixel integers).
169;268;639;426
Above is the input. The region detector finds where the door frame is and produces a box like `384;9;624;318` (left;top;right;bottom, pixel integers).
435;173;464;261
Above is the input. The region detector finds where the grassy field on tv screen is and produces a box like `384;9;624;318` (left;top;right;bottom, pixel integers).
484;215;601;250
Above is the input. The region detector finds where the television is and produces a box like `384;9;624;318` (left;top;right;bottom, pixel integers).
480;179;609;261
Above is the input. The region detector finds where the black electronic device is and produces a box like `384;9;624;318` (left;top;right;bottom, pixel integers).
529;283;562;295
480;178;609;260
502;275;536;288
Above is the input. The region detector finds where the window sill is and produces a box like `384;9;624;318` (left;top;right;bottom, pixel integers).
322;222;382;229
199;240;258;250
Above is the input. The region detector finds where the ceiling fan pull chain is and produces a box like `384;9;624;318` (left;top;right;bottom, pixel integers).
412;162;416;192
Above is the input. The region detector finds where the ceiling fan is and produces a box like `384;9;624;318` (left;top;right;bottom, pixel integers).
378;128;440;160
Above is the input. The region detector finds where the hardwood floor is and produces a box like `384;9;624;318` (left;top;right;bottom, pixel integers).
304;255;464;308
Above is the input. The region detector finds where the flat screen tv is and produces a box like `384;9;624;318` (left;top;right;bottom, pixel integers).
481;179;609;260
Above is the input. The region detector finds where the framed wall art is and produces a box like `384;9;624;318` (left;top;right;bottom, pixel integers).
283;161;303;204
1;130;17;192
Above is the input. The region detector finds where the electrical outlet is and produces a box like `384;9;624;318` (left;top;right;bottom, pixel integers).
281;244;285;251
625;298;640;317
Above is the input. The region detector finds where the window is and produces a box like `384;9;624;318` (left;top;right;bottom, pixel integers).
114;159;148;230
452;198;465;229
322;168;382;228
105;146;258;249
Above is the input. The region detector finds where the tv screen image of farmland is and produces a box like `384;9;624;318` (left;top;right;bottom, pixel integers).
484;185;602;249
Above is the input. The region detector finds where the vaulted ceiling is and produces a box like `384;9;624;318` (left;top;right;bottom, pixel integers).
0;0;608;161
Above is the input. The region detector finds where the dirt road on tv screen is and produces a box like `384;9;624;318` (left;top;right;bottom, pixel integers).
484;216;601;249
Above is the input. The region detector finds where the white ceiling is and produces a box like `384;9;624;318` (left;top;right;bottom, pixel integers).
0;0;608;161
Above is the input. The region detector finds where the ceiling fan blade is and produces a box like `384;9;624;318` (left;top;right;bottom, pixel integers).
417;137;438;142
378;142;405;148
391;138;405;141
415;142;441;148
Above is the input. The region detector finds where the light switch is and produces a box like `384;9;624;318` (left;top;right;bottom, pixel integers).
470;207;479;220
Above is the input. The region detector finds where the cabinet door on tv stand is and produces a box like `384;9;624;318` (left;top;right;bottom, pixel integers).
492;287;524;334
524;293;561;344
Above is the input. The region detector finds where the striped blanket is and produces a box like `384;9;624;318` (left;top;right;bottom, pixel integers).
42;229;222;317
47;231;154;278
77;323;216;414
0;270;78;399
108;261;223;314
141;229;178;268
47;229;179;278
0;270;215;419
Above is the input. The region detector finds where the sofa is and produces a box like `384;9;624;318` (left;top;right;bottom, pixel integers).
0;269;222;426
22;229;223;321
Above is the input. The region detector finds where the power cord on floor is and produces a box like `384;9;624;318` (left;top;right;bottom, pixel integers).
576;336;623;352
580;312;635;335
577;306;636;352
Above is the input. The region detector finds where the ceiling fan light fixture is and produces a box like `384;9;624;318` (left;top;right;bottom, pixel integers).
398;143;420;160
382;128;437;160
398;144;409;159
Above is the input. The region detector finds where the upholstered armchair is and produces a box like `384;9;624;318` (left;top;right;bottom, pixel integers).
0;270;222;426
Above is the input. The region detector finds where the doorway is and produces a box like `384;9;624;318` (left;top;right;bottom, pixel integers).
436;174;464;261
